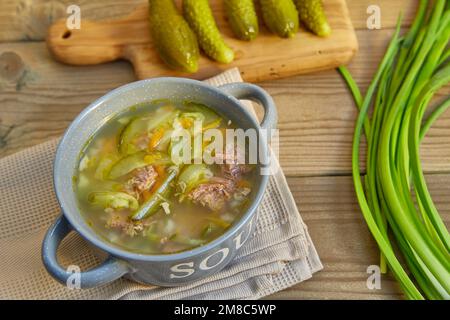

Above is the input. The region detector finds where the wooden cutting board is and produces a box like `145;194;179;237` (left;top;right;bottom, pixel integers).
47;0;358;82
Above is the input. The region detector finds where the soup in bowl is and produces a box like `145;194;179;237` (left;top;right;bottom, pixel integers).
42;78;277;288
77;100;257;255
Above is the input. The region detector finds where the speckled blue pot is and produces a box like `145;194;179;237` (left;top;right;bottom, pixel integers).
42;78;277;288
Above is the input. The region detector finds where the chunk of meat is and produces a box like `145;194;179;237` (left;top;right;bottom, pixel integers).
188;177;235;212
105;209;153;237
223;163;252;180
214;145;252;179
124;165;158;200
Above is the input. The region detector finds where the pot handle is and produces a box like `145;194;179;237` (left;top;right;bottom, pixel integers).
42;215;130;288
218;83;278;136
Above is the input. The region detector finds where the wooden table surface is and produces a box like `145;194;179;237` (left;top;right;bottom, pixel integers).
0;1;448;299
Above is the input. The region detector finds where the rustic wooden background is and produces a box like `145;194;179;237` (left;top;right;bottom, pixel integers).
0;0;448;299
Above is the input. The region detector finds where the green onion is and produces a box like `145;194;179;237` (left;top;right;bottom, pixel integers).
131;169;178;220
339;0;450;300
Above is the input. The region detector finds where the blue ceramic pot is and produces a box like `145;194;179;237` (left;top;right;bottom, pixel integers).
42;78;277;288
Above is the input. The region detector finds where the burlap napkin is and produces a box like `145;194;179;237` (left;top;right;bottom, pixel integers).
0;68;322;300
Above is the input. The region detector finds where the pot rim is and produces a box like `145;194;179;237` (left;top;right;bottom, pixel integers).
53;77;270;262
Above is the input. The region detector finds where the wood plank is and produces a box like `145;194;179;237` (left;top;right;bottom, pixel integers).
1;28;449;176
0;0;144;42
266;173;450;299
0;0;418;42
0;42;136;156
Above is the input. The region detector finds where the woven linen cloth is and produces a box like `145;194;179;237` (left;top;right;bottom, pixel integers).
0;68;322;300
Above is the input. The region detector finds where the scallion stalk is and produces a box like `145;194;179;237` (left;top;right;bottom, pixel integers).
339;0;450;300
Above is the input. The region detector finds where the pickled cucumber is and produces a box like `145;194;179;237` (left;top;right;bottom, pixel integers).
260;0;299;38
224;0;259;41
183;0;234;63
149;0;199;73
295;0;331;37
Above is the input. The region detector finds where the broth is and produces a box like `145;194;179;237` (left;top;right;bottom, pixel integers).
75;100;255;254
